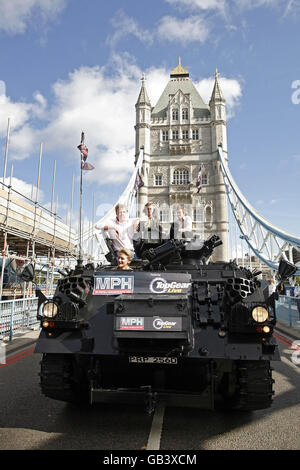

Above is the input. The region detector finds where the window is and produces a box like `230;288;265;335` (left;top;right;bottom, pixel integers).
192;129;199;140
172;130;179;140
182;130;189;140
162;130;168;141
202;174;208;185
182;108;188;120
173;168;189;185
172;109;178;121
154;175;163;186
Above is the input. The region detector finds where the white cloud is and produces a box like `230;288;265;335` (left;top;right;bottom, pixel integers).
157;15;210;43
0;91;47;160
165;0;226;12
0;56;143;183
0;0;67;34
195;75;242;117
233;0;279;9
107;9;211;46
37;58;177;185
232;0;300;17
0;55;242;188
107;10;153;47
40;58;141;184
283;0;300;17
142;68;171;104
3;176;44;202
0;81;6;95
166;0;300;23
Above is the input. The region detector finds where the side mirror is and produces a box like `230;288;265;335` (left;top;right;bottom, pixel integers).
21;263;35;282
278;259;297;281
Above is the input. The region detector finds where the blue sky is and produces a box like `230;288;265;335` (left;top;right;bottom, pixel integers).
0;0;299;237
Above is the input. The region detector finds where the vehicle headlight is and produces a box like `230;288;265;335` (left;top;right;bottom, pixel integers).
252;306;268;323
42;301;58;318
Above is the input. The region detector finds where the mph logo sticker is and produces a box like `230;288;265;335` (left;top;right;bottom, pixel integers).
120;317;144;330
93;275;134;295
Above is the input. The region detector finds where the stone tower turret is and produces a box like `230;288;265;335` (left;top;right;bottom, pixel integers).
135;74;151;213
209;69;227;153
209;69;228;260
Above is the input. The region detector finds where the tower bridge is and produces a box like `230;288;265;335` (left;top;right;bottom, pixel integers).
80;59;300;278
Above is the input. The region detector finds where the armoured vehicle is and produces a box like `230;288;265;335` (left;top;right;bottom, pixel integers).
29;235;296;412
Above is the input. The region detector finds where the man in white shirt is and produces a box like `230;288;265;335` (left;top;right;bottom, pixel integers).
170;205;193;240
100;203;139;255
137;202;162;240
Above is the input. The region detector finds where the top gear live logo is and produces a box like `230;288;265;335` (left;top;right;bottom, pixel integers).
150;277;191;294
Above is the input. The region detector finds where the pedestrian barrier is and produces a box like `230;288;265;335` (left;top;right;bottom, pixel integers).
1;293;299;342
275;295;300;328
0;297;40;341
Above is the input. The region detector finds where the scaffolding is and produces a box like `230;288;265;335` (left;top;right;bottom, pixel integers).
0;178;77;299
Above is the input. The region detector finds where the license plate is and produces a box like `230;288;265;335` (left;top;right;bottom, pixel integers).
129;356;178;364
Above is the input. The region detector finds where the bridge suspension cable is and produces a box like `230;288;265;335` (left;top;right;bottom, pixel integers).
218;146;300;275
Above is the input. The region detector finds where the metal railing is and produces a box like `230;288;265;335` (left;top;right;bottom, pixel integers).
1;293;299;342
275;295;300;328
0;297;39;341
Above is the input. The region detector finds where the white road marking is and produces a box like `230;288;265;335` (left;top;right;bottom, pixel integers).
280;356;300;374
146;401;165;450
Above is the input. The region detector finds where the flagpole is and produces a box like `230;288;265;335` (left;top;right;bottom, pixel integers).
36;143;43;202
76;131;94;268
77;132;84;268
51;160;56;215
79;153;83;265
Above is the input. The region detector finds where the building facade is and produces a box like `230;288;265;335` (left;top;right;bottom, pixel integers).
135;59;229;261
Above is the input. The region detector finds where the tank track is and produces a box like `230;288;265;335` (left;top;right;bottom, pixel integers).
40;353;88;404
234;360;275;411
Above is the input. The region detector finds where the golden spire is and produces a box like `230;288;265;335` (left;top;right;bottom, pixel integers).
171;57;188;76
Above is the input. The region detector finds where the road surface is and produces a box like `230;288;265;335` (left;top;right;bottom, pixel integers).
0;330;299;451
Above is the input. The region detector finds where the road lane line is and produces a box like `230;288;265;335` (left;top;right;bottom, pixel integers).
274;332;292;347
6;346;35;361
274;332;300;349
280;356;300;374
0;346;35;368
146;401;165;450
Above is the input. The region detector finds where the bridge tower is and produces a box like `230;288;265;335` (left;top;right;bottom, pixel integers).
135;59;229;261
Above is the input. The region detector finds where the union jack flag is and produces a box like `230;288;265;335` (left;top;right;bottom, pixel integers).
77;132;94;171
78;143;88;159
81;161;95;170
